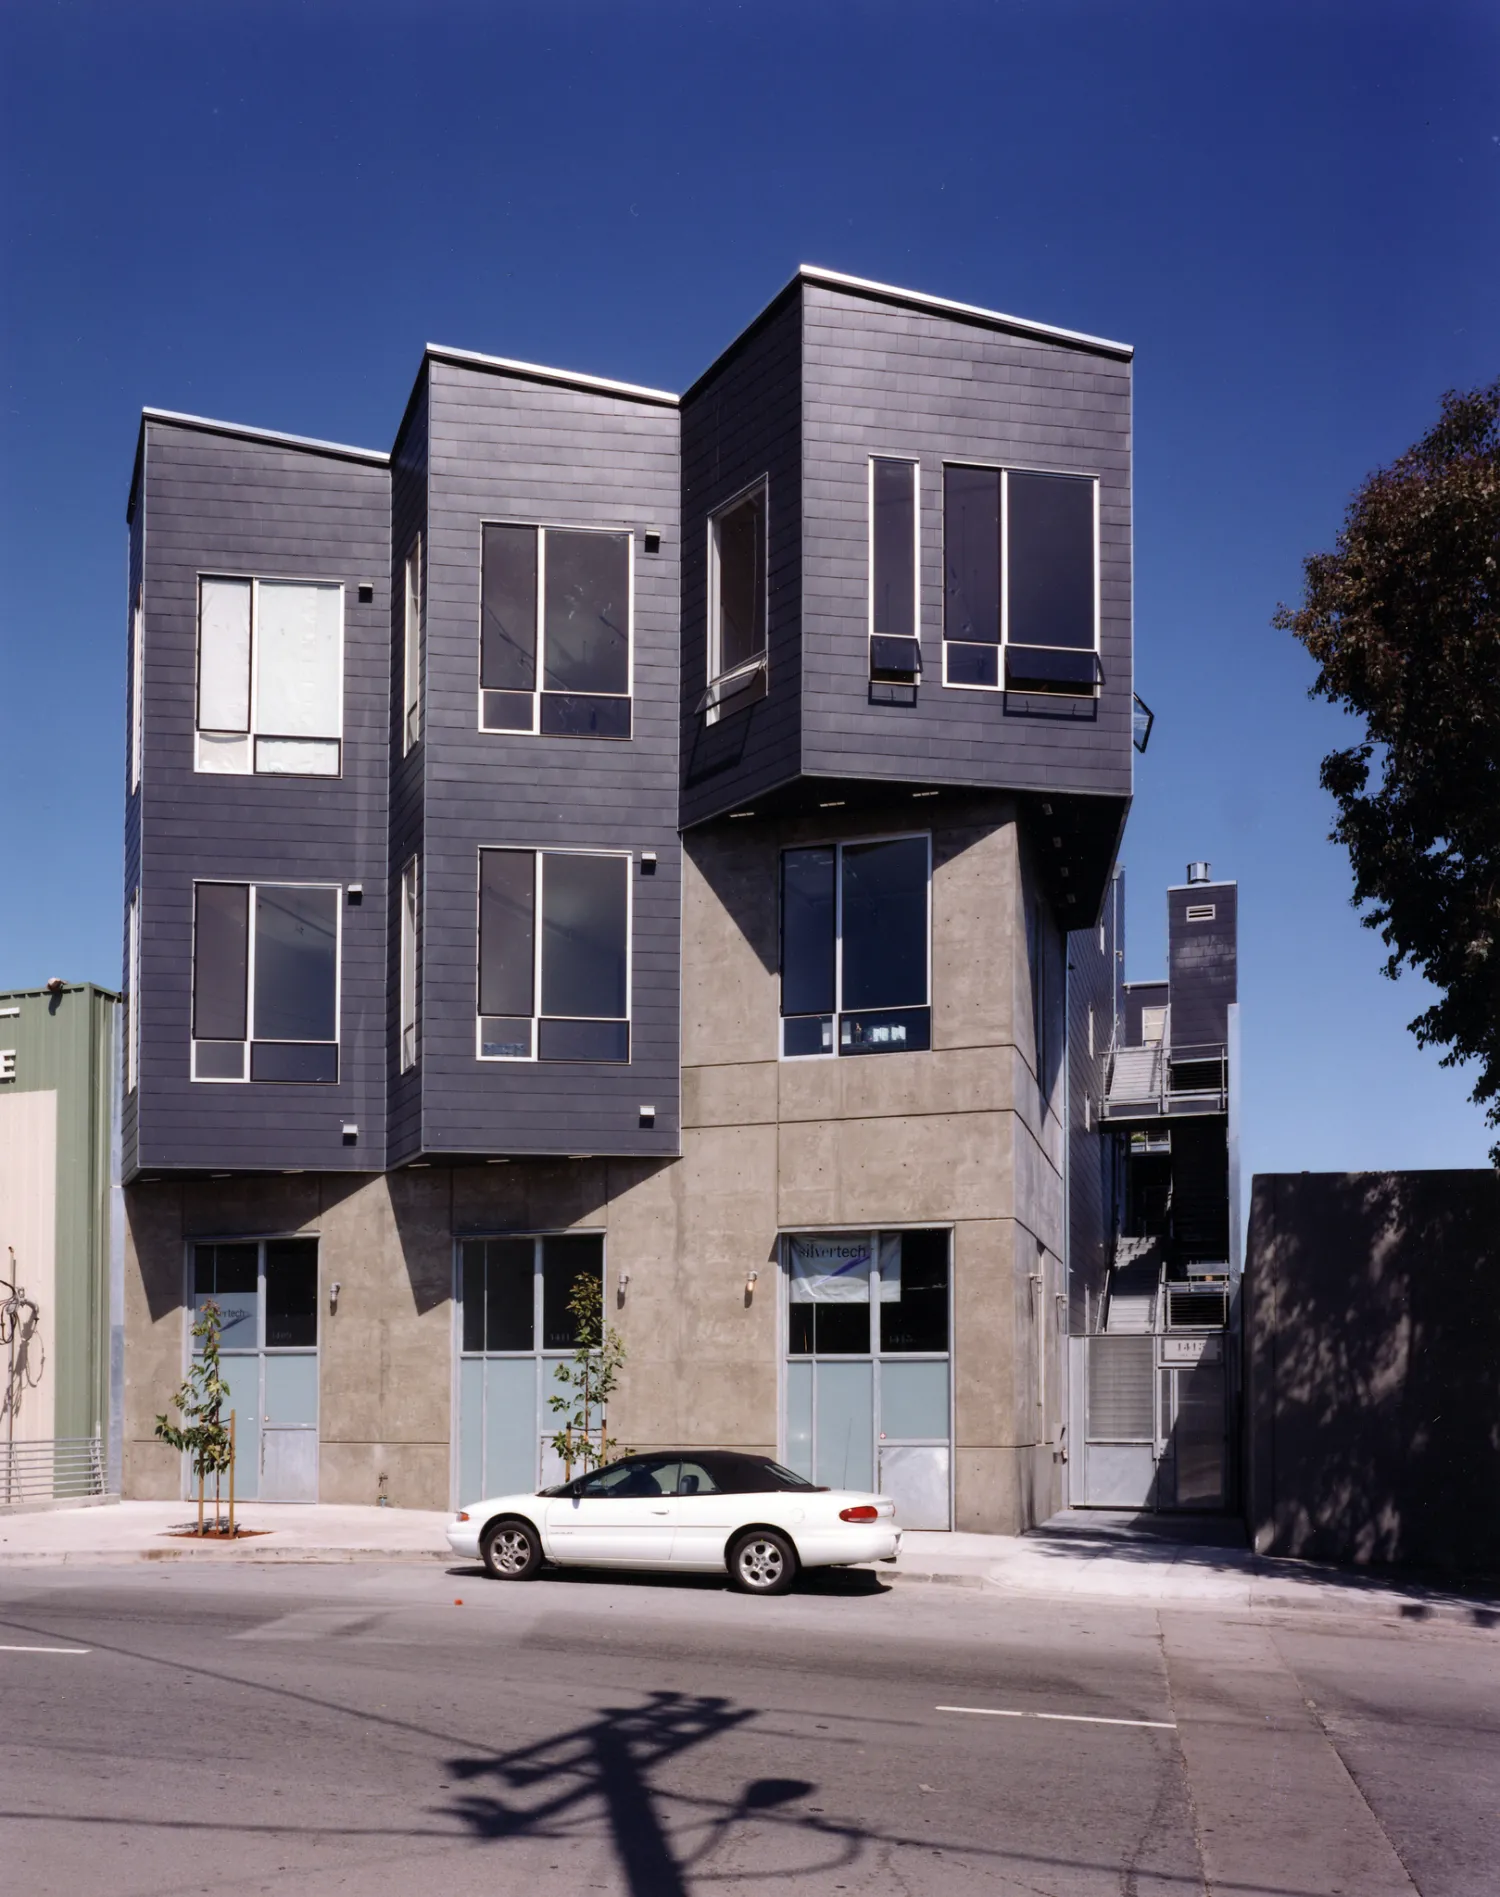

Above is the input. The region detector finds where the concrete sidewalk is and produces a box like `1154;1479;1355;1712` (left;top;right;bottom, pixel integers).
2;1500;1494;1628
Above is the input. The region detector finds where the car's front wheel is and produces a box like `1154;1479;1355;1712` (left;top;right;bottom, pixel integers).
481;1517;543;1581
728;1528;797;1595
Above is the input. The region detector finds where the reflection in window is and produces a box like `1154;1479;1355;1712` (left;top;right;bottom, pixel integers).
780;837;930;1058
477;849;629;1063
480;523;631;737
786;1230;949;1355
192;1239;318;1353
459;1233;604;1355
942;466;1098;695
192;881;339;1083
706;483;767;720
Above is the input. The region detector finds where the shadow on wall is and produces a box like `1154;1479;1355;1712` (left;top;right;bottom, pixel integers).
1245;1170;1500;1576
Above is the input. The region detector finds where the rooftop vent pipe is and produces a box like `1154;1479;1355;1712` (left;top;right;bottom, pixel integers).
1187;862;1211;884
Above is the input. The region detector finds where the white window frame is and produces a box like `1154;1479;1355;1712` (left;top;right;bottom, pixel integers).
940;463;1100;695
194;574;346;776
129;588;144;793
705;477;769;724
403;538;422;755
189;878;344;1083
476;522;636;737
399;855;419;1073
126;890;140;1094
779;831;933;1063
867;455;921;656
475;845;634;1063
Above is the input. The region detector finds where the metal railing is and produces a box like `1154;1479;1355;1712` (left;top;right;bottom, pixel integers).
0;1437;105;1505
1101;1040;1229;1119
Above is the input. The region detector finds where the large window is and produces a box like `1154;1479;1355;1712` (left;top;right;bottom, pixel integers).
399;856;419;1073
129;588;144;792
477;848;630;1063
458;1232;604;1498
780;835;930;1058
705;481;767;720
195;577;344;776
126;890;140;1094
943;466;1098;694
191;881;340;1083
402;538;422;754
869;458;920;685
480;523;632;738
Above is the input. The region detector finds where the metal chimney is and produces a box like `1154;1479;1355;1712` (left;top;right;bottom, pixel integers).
1186;862;1211;884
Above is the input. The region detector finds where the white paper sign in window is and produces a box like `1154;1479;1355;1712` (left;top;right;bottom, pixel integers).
788;1234;901;1303
196;576;343;777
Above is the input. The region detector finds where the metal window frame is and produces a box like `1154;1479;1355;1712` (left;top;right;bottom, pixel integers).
129;588;144;794
193;572;347;777
474;845;635;1064
403;536;422;755
450;1228;609;1507
475;519;636;738
938;462;1101;695
866;454;921;656
399;855;419;1073
189;877;344;1084
776;1223;955;1526
705;476;769;724
180;1234;321;1504
778;830;933;1063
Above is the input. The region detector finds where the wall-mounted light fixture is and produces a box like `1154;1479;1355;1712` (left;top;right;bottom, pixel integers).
330;1281;342;1314
639;1104;656;1127
342;1122;358;1146
346;884;363;906
745;1269;759;1300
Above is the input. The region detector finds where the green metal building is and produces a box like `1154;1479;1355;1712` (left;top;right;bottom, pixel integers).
0;983;119;1499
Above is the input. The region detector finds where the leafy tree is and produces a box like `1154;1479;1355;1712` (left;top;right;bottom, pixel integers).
155;1300;234;1528
548;1273;627;1479
1275;380;1500;1163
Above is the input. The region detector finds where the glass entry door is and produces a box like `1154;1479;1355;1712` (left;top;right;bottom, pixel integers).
457;1233;603;1505
191;1239;319;1502
783;1229;951;1529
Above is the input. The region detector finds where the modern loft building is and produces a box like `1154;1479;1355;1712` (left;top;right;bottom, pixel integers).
121;266;1141;1531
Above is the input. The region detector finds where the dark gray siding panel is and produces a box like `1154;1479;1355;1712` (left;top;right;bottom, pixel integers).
387;376;428;1164
1168;882;1237;1048
799;284;1133;800
132;422;390;1176
417;361;680;1157
679;295;803;826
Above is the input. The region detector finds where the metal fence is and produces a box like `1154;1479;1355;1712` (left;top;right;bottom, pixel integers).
0;1437;105;1504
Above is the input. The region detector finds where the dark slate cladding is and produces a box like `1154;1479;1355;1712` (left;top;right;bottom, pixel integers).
1167;883;1238;1048
1066;872;1124;1331
387;373;428;1165
679;292;803;826
126;420;390;1179
799;283;1132;799
414;357;681;1158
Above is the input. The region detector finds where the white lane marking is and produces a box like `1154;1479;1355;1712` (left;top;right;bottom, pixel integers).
0;1645;92;1654
937;1704;1175;1730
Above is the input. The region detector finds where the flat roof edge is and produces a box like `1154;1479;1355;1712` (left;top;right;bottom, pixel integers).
799;264;1135;359
141;408;389;465
426;343;679;406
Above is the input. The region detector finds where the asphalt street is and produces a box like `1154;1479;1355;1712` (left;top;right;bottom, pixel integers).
1;1558;1497;1896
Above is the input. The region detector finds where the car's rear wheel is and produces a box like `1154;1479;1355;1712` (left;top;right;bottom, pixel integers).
728;1528;797;1595
481;1517;543;1581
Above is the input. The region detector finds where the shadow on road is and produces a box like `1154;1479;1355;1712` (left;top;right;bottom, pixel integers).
443;1562;892;1599
443;1689;840;1894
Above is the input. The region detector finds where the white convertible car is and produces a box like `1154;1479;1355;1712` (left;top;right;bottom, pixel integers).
448;1449;901;1594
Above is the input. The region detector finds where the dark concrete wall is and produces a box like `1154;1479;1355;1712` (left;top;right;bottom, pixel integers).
1245;1170;1500;1574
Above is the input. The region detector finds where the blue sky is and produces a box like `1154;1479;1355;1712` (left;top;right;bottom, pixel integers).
2;1;1496;1184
